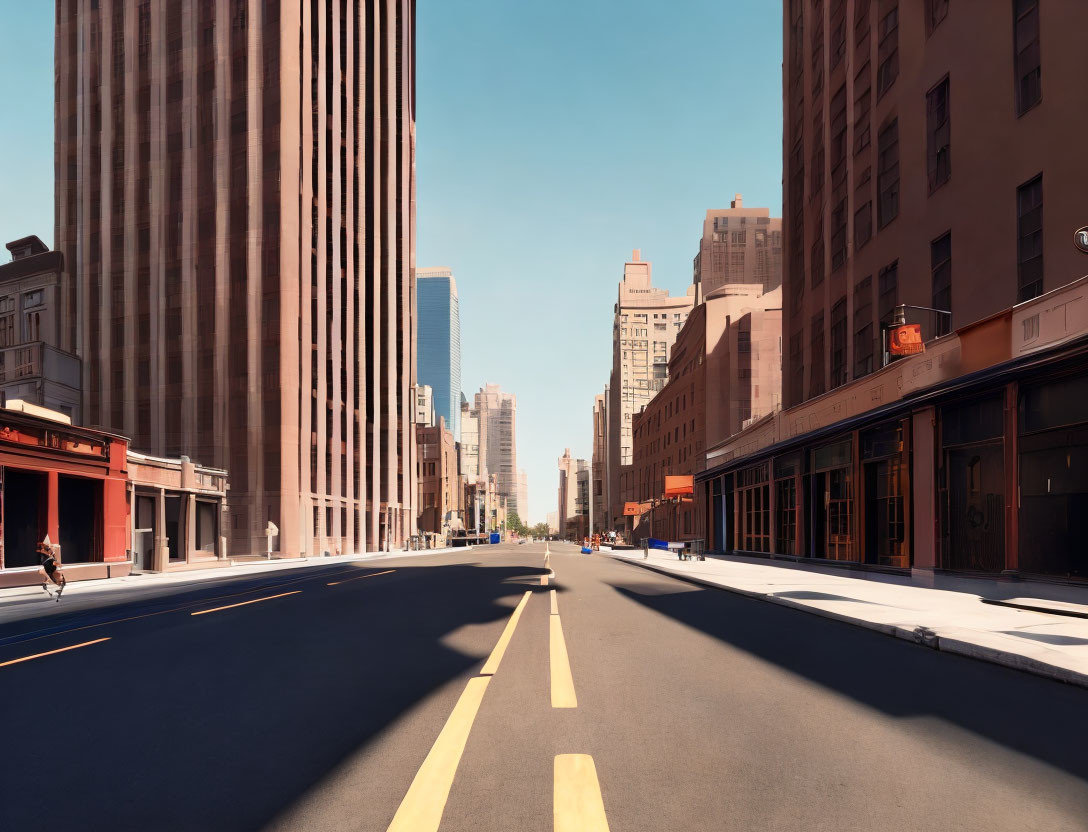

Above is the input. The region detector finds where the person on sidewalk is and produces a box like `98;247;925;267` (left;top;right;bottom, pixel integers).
36;538;66;602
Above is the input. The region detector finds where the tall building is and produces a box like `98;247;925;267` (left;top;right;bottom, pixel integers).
416;267;461;440
693;195;783;303
55;2;417;555
472;383;520;519
460;397;483;482
606;250;695;532
413;384;435;428
631;284;782;541
590;391;608;533
557;449;588;541
782;0;1088;408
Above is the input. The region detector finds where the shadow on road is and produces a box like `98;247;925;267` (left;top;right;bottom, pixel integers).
613;581;1088;783
0;561;548;831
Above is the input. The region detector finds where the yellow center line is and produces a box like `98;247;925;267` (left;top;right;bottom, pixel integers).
0;637;111;669
327;569;395;586
554;754;611;832
387;676;491;832
550;589;558;615
480;591;531;676
190;591;301;616
550;614;578;708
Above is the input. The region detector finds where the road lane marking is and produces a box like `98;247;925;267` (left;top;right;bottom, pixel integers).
550;589;558;615
0;637;111;669
550;614;578;708
327;569;395;586
0;565;369;650
480;591;531;676
541;575;549;586
387;676;491;832
190;591;301;616
554;754;610;832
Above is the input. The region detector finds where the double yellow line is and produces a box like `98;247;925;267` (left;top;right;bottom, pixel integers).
387;589;533;831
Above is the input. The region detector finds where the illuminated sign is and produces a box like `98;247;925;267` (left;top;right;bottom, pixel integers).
888;323;925;356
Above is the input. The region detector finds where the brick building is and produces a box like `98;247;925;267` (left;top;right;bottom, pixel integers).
782;0;1088;408
55;0;417;556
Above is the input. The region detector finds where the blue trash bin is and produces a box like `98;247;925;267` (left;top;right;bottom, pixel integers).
489;532;501;544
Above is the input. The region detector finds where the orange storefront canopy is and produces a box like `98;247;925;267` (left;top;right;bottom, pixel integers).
623;501;652;516
664;475;694;497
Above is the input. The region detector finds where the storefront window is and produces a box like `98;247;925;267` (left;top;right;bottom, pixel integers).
941;398;1005;572
736;464;770;552
812;439;855;561
862;422;910;568
1018;374;1088;578
774;453;801;555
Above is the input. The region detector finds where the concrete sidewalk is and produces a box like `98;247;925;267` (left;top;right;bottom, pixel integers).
607;549;1088;688
0;545;471;626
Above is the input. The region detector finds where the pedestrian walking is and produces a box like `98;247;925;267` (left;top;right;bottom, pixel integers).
37;537;66;602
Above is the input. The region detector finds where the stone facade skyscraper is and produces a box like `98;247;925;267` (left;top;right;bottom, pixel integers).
606;250;694;533
55;1;417;555
472;383;521;520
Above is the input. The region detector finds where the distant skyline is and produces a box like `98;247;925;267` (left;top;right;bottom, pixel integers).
0;0;784;525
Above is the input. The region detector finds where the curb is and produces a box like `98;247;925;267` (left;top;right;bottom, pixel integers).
606;553;1088;690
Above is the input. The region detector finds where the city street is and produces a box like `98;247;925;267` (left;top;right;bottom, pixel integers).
2;542;1087;831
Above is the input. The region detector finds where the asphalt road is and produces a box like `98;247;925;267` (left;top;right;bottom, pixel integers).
1;542;1087;831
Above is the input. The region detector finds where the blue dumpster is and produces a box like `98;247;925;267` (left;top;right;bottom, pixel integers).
489;532;501;544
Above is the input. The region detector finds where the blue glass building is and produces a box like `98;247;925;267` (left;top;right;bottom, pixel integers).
416;268;462;440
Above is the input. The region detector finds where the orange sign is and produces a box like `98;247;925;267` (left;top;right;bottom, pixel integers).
664;475;694;497
623;501;651;516
888;323;925;356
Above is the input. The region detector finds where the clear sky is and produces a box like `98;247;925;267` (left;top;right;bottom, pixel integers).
0;0;784;526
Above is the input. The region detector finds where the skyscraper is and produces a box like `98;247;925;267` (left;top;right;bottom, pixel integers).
416;267;462;441
693;195;783;302
55;1;417;555
472;383;520;519
606;250;694;531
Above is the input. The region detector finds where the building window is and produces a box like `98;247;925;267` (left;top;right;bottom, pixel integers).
1014;0;1041;116
855;201;872;250
876;5;899;98
830;298;847;389
931;232;952;336
1017;174;1044;301
830;84;848;188
879;260;899;325
853;65;871;156
925;0;949;36
854;276;874;377
811;219;825;288
831;200;848;271
926;77;951;193
0;297;14;347
810;312;826;398
877;119;899;229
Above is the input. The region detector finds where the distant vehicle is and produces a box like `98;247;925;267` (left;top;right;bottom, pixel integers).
518;538;527;544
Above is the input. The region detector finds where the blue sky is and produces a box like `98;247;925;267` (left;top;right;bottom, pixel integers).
0;0;783;525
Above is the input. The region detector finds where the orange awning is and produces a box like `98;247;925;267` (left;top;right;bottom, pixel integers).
623;501;652;516
664;475;694;497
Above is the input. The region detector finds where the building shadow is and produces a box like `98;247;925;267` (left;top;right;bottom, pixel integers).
0;561;549;831
612;581;1088;782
